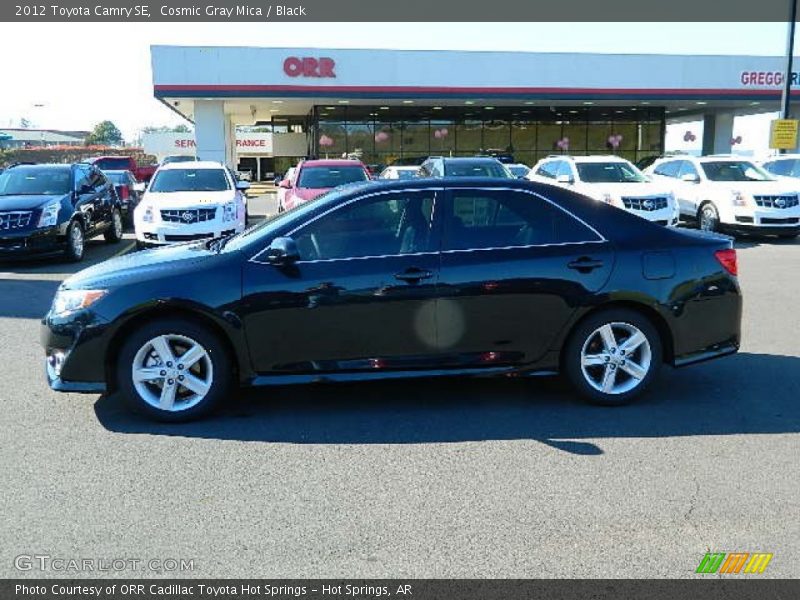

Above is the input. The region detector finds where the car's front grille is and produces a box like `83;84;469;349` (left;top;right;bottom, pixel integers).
736;216;755;223
754;195;799;209
164;233;215;242
761;217;799;225
160;208;217;223
0;211;33;230
621;197;669;211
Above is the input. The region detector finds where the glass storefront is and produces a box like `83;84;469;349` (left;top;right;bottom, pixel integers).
312;105;665;167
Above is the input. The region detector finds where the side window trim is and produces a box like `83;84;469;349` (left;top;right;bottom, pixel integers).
249;187;444;265
440;186;606;254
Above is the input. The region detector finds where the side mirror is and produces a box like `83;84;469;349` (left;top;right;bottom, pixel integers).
273;177;282;187
265;236;300;265
556;174;574;184
681;173;700;183
278;179;292;189
132;182;146;193
235;181;251;191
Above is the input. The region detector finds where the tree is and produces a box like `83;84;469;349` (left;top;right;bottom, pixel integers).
85;121;124;146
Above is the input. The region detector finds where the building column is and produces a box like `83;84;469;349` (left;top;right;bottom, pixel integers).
194;100;235;168
702;112;735;155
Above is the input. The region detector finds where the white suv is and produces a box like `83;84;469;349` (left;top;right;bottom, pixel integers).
645;155;800;238
134;161;249;248
528;155;679;226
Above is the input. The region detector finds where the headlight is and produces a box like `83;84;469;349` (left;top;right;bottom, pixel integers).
37;201;61;228
141;205;154;223
731;191;749;207
51;289;106;317
222;201;238;222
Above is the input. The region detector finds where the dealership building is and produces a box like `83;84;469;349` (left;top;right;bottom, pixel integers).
150;46;798;178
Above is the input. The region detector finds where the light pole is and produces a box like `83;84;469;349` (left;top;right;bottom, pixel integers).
781;0;798;120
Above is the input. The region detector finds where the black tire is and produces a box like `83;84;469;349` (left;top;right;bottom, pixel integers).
104;207;123;243
697;202;720;233
63;219;85;262
135;240;146;251
116;318;233;422
563;308;662;406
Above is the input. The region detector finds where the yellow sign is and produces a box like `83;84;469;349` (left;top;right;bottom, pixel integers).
769;119;799;150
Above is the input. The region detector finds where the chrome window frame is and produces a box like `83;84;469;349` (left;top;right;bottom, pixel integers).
249;185;606;266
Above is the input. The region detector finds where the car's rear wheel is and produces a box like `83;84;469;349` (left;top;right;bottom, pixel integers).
64;220;85;262
116;318;233;421
564;308;662;406
104;208;123;243
698;202;720;233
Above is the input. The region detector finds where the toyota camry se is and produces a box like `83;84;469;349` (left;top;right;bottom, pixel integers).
42;178;742;421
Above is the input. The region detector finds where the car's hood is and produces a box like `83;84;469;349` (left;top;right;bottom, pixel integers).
63;242;221;290
705;181;800;195
0;194;66;210
140;190;234;208
292;187;330;202
576;182;673;198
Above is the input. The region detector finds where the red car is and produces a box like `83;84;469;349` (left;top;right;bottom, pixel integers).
278;159;370;211
86;156;158;183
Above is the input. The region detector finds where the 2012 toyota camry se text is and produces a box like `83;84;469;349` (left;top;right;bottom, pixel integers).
41;178;742;421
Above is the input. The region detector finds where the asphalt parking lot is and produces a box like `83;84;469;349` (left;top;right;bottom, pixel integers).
0;194;798;578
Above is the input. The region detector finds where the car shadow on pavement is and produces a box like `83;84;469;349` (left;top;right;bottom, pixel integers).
0;278;60;319
94;351;800;454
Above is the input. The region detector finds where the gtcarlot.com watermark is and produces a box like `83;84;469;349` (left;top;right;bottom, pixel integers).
14;554;196;573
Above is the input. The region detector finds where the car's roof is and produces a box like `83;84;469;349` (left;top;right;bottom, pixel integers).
762;154;800;160
8;163;71;170
156;160;227;171
434;157;501;162
387;165;421;170
102;169;131;174
542;155;631;164
301;159;366;168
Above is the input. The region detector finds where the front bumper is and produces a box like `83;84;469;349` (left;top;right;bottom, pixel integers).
0;225;65;257
135;219;242;245
725;208;800;235
41;310;111;394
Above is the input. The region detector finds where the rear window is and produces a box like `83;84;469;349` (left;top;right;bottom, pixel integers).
443;161;512;178
149;168;230;192
93;158;130;170
297;166;369;189
104;171;129;184
0;167;71;196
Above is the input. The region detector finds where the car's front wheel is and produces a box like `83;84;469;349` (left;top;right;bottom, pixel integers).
698;202;720;233
564;308;662;406
116;318;233;421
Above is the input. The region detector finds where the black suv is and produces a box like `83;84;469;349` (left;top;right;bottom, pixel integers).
0;163;123;261
419;156;513;178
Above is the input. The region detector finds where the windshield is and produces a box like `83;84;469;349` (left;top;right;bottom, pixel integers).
297;165;369;188
0;167;71;196
576;162;648;183
444;161;512;178
221;185;355;253
507;165;530;177
149;168;230;192
763;159;800;177
93;158;130;170
701;161;773;182
391;169;419;180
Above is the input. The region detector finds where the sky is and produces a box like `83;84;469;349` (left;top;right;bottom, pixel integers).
0;22;795;153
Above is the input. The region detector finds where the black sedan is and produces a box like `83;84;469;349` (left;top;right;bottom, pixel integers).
42;178;742;421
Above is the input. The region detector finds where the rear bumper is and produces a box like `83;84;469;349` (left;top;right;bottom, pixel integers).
673;341;739;367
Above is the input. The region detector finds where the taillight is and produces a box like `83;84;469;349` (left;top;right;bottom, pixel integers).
118;185;129;200
714;248;738;276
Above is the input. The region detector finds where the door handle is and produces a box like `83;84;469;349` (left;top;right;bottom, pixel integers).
568;257;605;273
394;267;433;283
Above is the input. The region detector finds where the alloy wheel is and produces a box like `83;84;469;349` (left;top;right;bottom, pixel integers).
580;322;652;395
113;209;123;238
131;334;214;412
70;224;84;257
699;206;718;232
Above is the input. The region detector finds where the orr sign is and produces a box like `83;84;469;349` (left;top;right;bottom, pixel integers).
283;56;336;78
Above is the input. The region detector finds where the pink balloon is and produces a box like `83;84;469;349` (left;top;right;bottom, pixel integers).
375;131;389;143
434;130;441;139
440;128;448;136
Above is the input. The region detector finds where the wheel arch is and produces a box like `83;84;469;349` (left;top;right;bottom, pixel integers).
104;303;246;393
559;300;675;368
